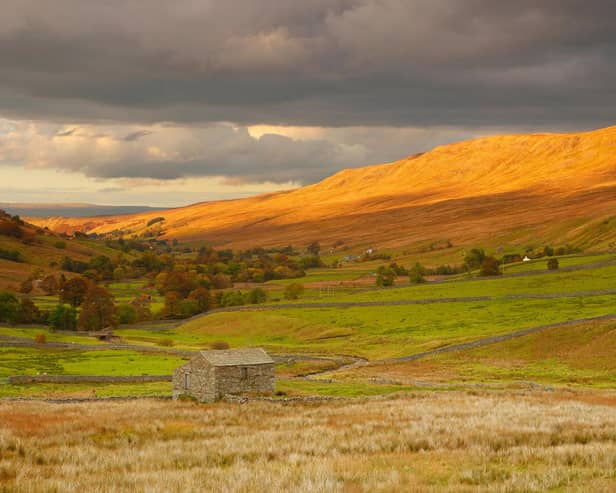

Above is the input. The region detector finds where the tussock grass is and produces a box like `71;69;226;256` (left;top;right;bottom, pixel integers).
1;391;615;492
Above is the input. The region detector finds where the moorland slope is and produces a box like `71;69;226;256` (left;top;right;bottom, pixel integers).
31;126;616;249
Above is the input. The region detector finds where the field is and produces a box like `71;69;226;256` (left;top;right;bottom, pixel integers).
1;392;616;492
1;252;615;399
1;248;616;492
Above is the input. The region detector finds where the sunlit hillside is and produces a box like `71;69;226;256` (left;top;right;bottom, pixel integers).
31;126;616;250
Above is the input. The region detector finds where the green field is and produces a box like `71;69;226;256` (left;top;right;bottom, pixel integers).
173;295;615;359
0;347;186;379
1;250;615;398
351;319;616;389
277;260;616;305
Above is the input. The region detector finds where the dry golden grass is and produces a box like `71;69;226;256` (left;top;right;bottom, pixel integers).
30;126;616;249
1;391;616;492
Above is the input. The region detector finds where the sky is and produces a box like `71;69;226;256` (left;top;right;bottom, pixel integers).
1;1;615;207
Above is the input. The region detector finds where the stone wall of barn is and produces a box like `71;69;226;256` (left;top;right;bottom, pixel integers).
172;358;216;402
214;363;275;399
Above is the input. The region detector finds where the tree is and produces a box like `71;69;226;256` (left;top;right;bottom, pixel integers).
408;262;426;284
307;241;320;256
178;299;200;317
157;271;197;299
479;256;502;276
0;292;20;324
49;304;78;331
376;266;395;287
18;298;41;324
543;246;554;257
547;258;559;270
60;277;90;307
284;283;305;300
118;304;138;324
464;248;486;270
246;287;267;304
188;288;211;313
219;290;245;307
78;285;118;331
162;291;182;318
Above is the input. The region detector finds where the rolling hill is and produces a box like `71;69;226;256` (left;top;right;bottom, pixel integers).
0;203;165;218
29;126;616;251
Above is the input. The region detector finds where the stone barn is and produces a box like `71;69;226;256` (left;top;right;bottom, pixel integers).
172;348;275;402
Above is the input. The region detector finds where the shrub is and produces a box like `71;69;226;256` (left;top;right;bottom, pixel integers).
34;333;47;344
246;287;267;304
547;258;559;270
408;263;426;284
284;283;305;300
178;299;200;317
158;338;174;347
54;241;66;249
209;341;230;350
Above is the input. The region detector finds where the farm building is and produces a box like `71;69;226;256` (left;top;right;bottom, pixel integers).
172;348;275;402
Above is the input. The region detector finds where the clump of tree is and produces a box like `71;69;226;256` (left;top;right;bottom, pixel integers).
0;248;23;262
376;266;396;287
0;292;44;325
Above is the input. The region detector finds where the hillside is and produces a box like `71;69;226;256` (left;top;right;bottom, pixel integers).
30;126;616;250
0;211;123;291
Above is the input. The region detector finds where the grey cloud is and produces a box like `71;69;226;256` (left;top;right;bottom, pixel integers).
0;1;614;128
122;130;153;141
0;121;369;184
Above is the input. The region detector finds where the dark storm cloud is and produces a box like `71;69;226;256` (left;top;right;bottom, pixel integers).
0;0;614;127
1;1;615;187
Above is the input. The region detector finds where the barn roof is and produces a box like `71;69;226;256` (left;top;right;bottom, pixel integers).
199;348;274;367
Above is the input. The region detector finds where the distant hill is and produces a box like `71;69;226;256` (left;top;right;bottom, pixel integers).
0;203;165;218
30;126;616;251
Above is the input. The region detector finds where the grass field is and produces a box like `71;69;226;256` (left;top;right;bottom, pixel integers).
0;326;110;346
173;294;616;359
1;392;615;492
0;347;186;379
342;318;616;389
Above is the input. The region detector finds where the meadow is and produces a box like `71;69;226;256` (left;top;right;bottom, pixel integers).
1;391;615;492
172;294;615;359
